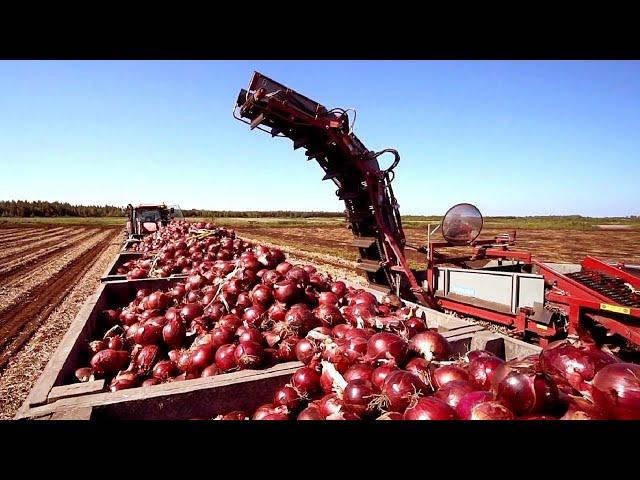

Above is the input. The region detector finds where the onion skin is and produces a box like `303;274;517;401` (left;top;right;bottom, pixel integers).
371;365;399;392
539;340;619;397
234;341;265;370
409;331;452;362
273;385;301;411
494;365;559;416
295;339;317;365
468;354;504;390
297;405;323;420
344;363;374;383
318;394;343;418
456;391;496;420
292;367;321;394
592;363;640;420
403;397;457;420
342;379;376;417
90;349;129;375
215;344;238;372
468;401;515;420
365;332;408;366
376;412;404;420
435;380;479;409
432;365;470;389
381;371;431;413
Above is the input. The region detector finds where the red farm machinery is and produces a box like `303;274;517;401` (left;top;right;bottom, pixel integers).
234;71;640;349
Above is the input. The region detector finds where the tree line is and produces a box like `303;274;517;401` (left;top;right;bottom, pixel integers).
181;209;343;218
0;200;125;217
0;201;344;219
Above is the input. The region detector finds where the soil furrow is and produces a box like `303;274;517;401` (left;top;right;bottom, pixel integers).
0;231;118;373
0;227;69;251
0;230;112;312
0;228;80;261
0;228;100;281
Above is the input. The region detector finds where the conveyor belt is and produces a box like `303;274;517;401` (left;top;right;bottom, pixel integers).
566;269;640;308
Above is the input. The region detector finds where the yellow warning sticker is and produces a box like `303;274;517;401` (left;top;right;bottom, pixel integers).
537;325;548;331
600;303;631;315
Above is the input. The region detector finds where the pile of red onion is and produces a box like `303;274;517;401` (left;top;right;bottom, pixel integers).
81;221;640;420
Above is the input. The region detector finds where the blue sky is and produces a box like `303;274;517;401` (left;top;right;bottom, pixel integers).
0;60;638;216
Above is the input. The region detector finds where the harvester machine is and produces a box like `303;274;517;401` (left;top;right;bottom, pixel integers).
125;203;183;239
234;71;640;348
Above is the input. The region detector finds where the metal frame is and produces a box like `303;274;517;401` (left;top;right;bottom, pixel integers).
234;71;640;347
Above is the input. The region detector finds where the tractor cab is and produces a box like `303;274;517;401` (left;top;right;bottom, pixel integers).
125;204;183;239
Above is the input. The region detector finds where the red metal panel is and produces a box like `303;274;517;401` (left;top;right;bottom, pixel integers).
582;256;640;289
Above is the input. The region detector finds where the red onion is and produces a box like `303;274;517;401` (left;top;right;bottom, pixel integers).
468;354;504;390
75;367;93;382
352;291;377;305
433;365;470;388
406;317;427;333
134;322;163;346
456;391;496;419
251;284;273;307
237;327;264;345
344;364;374;383
273;385;301;411
539;340;619;397
242;305;266;327
136;345;160;374
201;364;220;378
332;324;352;339
89;340;107;354
403;397;457;420
592;363;640;420
343;379;376;417
276;336;300;362
330;281;347;298
404;357;431;385
262;413;289;420
493;361;559;416
435;380;478;409
318;292;339;306
380;371;431;413
153;360;177;380
409;331;452;362
561;396;608;420
318;393;343;418
215;344;238;372
163;318;186;349
276;262;293;275
110;371;140;391
273;280;302;305
191;344;217;371
297;405;323;420
314;304;344;327
365;332;408;366
292;366;321;394
467;401;515;420
219;314;242;331
295;339;317;364
376;412;404;420
234;341;264;369
371;365;399;391
90;349;129;375
180;303;203;322
211;326;235;348
108;336;124;351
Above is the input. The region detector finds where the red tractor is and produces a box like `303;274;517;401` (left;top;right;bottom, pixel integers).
234;71;640;349
125;204;182;239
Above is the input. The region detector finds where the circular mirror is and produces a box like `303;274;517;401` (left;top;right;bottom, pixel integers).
441;203;483;245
